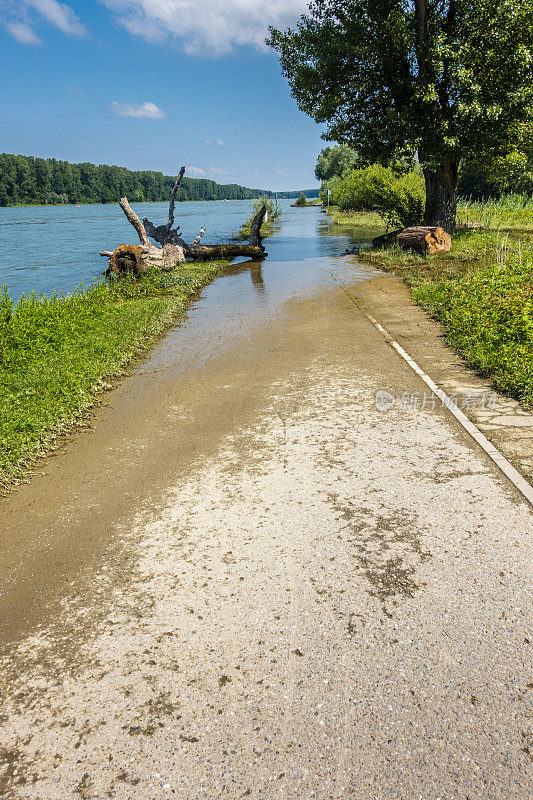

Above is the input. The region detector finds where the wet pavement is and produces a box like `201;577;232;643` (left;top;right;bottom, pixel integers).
0;208;531;798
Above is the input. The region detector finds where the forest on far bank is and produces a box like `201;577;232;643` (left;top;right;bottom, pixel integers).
0;153;288;207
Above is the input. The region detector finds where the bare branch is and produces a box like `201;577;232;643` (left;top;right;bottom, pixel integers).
168;166;186;229
119;197;149;246
249;205;267;250
191;227;206;245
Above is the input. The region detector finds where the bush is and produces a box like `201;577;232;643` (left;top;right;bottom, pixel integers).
294;193;308;206
331;164;425;228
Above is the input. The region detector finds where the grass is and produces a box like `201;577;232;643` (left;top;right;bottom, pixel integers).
329;197;533;407
0;261;224;490
457;194;533;232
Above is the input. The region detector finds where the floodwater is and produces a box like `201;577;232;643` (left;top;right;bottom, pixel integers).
0;200;373;300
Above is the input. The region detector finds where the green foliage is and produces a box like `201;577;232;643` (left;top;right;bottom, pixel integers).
0;152;269;207
269;1;533;169
352;212;533;404
331;164;425;228
0;262;223;487
412;252;533;405
457;195;533;231
235;196;283;239
315;145;358;182
269;1;533;227
294;193;308;206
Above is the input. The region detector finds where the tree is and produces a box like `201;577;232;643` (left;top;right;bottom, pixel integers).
294;192;309;206
268;0;533;231
315;144;358;181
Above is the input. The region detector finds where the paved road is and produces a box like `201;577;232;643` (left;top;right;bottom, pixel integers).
0;218;531;798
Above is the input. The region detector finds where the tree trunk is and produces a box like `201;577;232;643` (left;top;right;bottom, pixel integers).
422;159;459;232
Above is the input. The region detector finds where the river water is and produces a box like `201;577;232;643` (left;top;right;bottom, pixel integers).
0;200;372;300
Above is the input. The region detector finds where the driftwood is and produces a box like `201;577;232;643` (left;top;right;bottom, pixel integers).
103;166;267;274
119;198;149;246
249;206;267;248
396;226;452;254
106;243;185;275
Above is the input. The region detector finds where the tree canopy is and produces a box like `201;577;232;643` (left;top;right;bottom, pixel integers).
0;153;269;207
269;0;533;229
315;145;359;182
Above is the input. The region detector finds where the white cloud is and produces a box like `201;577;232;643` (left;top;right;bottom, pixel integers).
4;20;42;43
1;0;86;43
204;138;225;146
111;101;167;119
188;166;229;179
26;0;86;36
100;0;309;55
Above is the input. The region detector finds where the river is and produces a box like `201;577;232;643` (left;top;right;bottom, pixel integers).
0;200;372;299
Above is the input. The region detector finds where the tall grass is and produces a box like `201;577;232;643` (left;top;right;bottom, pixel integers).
457;194;533;231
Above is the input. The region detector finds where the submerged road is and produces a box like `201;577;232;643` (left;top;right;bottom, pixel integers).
0;208;531;798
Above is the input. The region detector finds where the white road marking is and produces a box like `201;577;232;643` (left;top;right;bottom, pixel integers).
340;284;533;508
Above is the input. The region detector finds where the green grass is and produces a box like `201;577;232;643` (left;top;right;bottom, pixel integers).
359;230;533;407
327;209;386;231
457;194;533;232
329;198;533;407
0;262;224;489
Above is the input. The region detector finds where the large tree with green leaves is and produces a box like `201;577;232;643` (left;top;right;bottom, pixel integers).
268;0;533;231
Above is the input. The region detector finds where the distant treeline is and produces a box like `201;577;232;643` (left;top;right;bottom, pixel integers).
0;153;271;207
276;188;320;199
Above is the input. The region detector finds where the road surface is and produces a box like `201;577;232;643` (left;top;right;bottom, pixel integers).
0;209;531;799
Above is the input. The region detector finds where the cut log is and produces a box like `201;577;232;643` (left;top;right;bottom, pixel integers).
396;226;452;254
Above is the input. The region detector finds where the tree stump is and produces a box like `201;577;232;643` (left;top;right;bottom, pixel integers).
396;226;452;254
108;245;147;275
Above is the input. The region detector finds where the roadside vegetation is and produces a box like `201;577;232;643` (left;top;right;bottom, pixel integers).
0;262;224;490
348;198;533;407
236;196;283;239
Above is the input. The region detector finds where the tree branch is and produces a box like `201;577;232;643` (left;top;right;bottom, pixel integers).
119;197;149;246
168;166;186;229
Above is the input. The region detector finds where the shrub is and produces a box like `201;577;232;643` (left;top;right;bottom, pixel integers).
294;192;308;206
331;164;425;228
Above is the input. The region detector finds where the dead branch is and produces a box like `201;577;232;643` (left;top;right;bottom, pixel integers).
107;168;269;275
249;206;267;249
168;166;186;228
191;227;206;245
119;197;149;246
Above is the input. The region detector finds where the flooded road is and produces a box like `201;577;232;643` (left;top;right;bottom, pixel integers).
0;207;531;799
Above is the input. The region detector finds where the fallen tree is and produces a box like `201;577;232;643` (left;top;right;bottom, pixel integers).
102;166;267;274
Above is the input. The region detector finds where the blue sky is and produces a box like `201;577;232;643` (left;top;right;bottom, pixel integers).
0;1;323;191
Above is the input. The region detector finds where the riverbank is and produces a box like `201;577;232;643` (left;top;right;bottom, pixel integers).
329;207;533;408
0;262;224;491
